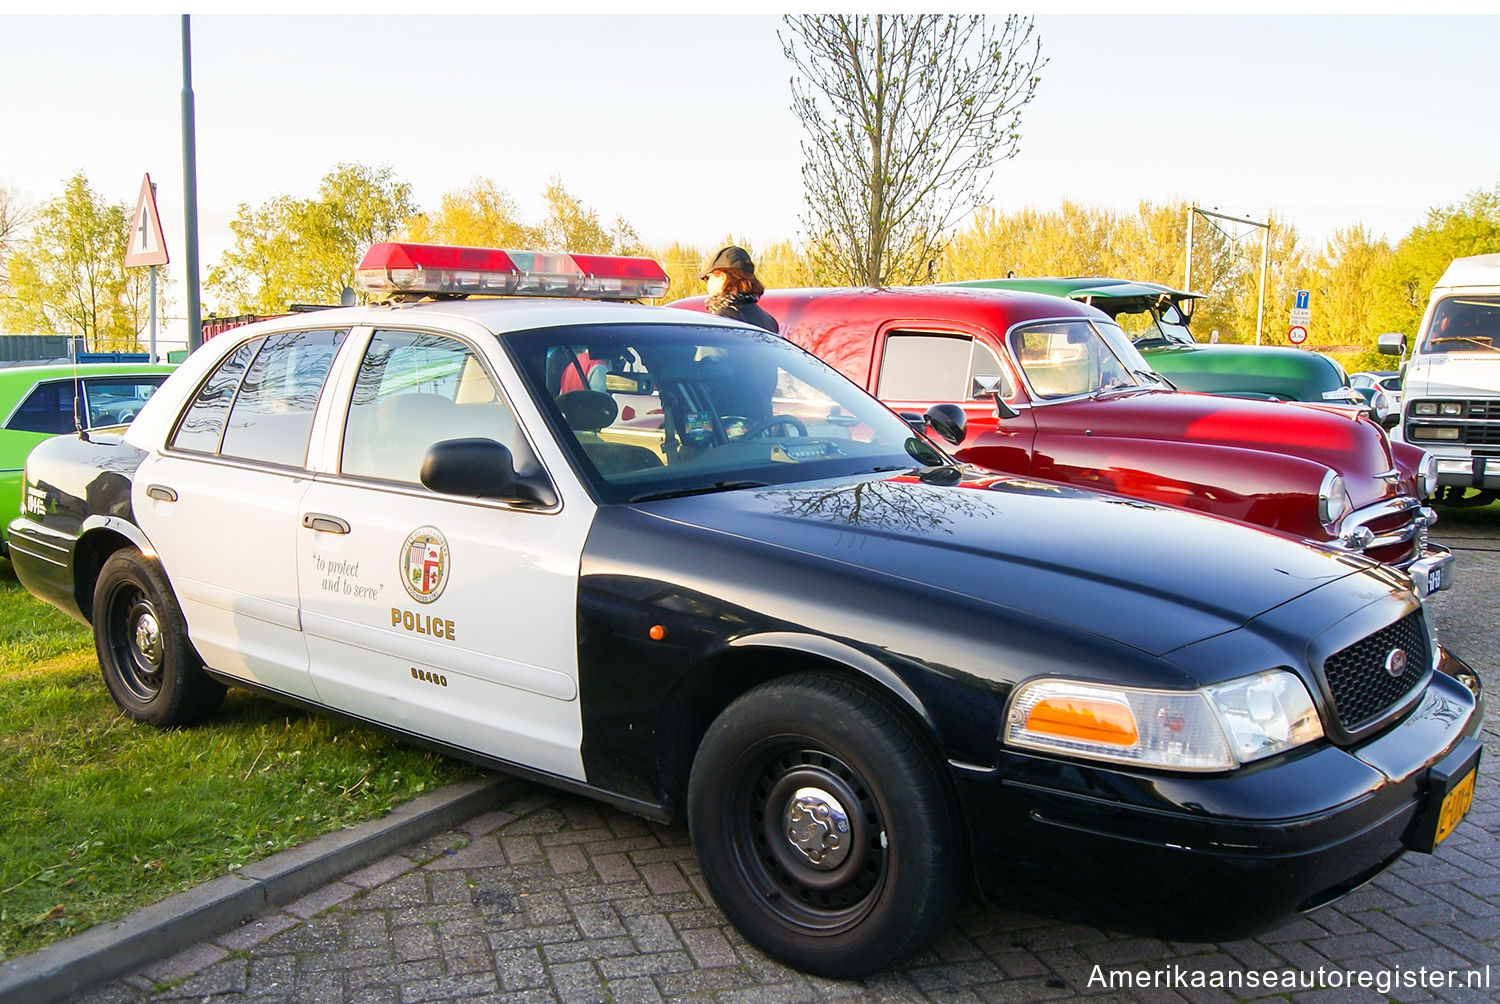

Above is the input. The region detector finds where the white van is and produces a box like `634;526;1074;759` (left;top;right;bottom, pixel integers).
1380;253;1500;504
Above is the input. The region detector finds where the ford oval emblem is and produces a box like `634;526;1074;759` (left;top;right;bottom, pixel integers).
1385;648;1408;679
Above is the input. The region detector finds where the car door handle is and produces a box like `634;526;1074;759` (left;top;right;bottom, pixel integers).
301;513;351;534
146;484;178;502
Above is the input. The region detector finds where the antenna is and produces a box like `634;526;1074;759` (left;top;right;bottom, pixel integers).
72;335;85;438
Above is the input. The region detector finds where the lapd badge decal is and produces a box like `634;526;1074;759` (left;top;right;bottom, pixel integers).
400;527;450;603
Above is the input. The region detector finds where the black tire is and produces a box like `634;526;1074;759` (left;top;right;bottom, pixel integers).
688;674;966;978
92;550;225;726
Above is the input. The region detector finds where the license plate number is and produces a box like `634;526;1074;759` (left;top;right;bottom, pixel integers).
1434;767;1476;846
1427;565;1444;595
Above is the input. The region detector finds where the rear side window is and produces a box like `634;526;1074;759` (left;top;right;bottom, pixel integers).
877;332;1007;401
5;382;74;434
170;330;346;466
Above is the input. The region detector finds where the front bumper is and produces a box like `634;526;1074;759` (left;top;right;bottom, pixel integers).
1330;498;1453;593
955;655;1483;941
1433;454;1500;490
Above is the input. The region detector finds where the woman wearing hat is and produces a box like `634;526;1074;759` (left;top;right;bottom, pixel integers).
701;245;779;334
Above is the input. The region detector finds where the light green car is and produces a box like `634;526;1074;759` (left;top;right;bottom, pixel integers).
0;362;176;554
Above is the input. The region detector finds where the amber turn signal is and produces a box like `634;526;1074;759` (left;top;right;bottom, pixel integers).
1025;697;1139;746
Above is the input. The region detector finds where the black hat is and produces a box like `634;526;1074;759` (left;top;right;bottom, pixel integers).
700;245;754;280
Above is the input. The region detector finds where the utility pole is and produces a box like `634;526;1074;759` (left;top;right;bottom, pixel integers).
1184;207;1271;345
181;15;203;352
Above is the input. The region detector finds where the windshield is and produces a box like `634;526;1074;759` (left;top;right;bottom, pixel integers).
1106;300;1195;346
506;323;947;503
1422;295;1500;354
1008;319;1157;399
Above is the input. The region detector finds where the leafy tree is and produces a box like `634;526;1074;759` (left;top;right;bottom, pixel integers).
1373;185;1500;339
539;179;641;255
205;163;417;314
0;172;150;350
1309;225;1394;349
782;14;1045;287
406;176;541;248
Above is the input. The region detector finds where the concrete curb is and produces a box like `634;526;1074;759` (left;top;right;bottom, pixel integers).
0;774;522;1004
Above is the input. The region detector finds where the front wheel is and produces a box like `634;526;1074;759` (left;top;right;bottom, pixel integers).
93;550;225;726
688;675;966;978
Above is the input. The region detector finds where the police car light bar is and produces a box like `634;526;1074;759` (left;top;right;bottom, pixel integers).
354;243;670;301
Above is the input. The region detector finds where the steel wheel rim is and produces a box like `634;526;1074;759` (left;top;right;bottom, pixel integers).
729;743;888;934
109;584;163;703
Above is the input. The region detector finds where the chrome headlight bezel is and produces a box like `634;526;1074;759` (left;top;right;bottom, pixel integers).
1318;470;1351;529
1416;450;1438;499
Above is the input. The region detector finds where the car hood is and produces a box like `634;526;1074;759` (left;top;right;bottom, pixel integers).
1404;351;1500;397
1043;389;1398;507
636;470;1373;657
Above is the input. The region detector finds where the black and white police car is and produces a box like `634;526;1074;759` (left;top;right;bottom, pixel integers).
9;243;1484;977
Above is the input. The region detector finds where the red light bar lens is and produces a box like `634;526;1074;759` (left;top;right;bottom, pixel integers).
355;243;669;300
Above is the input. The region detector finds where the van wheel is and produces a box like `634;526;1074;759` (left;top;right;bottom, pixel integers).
688;675;965;978
93;550;224;726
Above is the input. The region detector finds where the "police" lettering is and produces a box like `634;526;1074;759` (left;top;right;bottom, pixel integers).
391;607;456;642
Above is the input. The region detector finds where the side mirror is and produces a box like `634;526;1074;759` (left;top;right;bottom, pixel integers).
923;403;967;446
421;438;552;505
974;374;1020;420
1377;332;1407;357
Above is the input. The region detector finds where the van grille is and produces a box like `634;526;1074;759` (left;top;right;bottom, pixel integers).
1321;610;1428;733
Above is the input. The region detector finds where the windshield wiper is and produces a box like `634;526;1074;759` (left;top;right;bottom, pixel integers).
1429;336;1500;354
629;480;768;503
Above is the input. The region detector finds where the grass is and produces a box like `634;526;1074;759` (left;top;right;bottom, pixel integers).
0;567;477;961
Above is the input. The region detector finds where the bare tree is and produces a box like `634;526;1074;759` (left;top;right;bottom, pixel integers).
781;15;1045;287
0;184;34;288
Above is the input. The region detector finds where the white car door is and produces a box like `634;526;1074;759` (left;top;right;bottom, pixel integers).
134;329;348;700
296;327;592;781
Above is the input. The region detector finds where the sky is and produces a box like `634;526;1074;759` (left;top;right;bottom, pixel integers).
3;10;1500;346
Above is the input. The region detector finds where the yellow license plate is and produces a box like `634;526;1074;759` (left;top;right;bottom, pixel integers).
1434;767;1477;846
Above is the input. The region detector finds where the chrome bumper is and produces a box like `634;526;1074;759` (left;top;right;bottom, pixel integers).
1330;499;1454;594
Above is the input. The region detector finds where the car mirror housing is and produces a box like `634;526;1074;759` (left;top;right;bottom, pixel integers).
420;438;551;504
924;403;968;445
1377;332;1407;357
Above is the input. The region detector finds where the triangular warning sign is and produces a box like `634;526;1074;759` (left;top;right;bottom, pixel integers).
124;173;169;268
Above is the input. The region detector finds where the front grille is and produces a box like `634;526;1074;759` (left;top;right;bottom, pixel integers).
1321;610;1429;733
1470;400;1500;421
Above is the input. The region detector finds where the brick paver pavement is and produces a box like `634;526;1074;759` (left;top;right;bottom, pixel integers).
70;722;1496;1004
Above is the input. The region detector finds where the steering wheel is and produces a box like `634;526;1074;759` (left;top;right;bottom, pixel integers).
737;414;808;440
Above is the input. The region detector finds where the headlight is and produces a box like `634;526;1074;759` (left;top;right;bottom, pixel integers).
1413;401;1438;416
1318;470;1350;528
1440;402;1464;417
1416;451;1438;498
1005;671;1323;772
1411;427;1461;441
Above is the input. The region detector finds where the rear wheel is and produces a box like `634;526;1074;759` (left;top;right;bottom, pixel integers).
688;674;966;978
93;550;224;726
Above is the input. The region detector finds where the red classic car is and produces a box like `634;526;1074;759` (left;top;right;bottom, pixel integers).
672;286;1452;593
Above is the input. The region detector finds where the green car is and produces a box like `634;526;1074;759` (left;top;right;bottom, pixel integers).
0;362;176;554
946;276;1376;416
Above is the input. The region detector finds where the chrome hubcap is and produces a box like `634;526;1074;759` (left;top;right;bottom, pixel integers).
784;787;851;869
133;609;162;668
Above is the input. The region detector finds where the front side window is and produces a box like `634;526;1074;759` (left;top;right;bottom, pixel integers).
170;329;346;466
82;376;168;427
1010;321;1142;399
341;329;519;486
507;323;945;504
